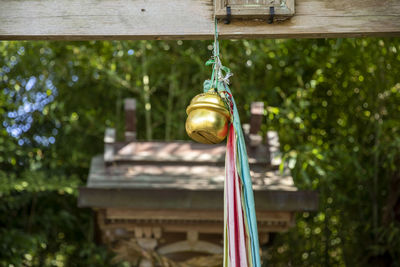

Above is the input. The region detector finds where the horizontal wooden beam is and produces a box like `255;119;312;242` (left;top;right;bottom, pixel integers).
1;0;400;40
99;220;291;233
105;208;293;222
78;187;318;211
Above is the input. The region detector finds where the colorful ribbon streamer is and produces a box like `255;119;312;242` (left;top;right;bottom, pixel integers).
203;19;260;266
203;79;260;267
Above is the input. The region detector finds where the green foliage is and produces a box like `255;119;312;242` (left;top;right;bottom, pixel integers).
1;38;400;266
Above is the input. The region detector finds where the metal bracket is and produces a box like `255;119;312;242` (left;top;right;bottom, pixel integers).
268;6;275;24
224;6;231;24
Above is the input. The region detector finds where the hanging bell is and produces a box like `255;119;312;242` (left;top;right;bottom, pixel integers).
185;90;231;144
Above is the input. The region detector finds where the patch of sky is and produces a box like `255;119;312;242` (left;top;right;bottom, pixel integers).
25;76;36;91
3;77;58;146
9;56;18;68
2;66;10;73
17;46;25;56
33;135;55;147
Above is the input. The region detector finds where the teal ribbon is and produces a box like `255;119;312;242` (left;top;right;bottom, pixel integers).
219;80;261;267
205;19;261;266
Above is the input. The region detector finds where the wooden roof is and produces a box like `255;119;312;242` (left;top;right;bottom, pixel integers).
79;131;318;211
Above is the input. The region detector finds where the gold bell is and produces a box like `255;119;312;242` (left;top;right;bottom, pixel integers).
185;90;231;144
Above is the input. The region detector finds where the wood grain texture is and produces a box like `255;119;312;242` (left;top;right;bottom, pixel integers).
99;220;291;233
105;209;293;222
0;0;399;40
78;187;319;211
108;136;275;165
87;155;294;191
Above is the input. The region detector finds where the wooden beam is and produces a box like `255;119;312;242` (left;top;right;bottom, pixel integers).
78;187;319;211
105;208;293;222
0;0;400;40
100;220;291;233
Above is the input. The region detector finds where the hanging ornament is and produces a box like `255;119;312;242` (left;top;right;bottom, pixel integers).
185;20;261;267
185;90;231;144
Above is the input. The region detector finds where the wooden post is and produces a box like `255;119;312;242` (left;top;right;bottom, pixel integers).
250;102;264;135
267;131;281;166
124;98;137;142
104;128;116;164
249;102;264;147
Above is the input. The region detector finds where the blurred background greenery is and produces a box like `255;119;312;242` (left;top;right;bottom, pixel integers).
0;38;400;266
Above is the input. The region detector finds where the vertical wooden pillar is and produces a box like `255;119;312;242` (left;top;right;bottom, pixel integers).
250;102;264;135
267;131;281;166
104;128;116;163
124;98;137;142
249;102;264;147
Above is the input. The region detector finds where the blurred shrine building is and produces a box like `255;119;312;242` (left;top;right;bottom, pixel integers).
78;98;318;266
